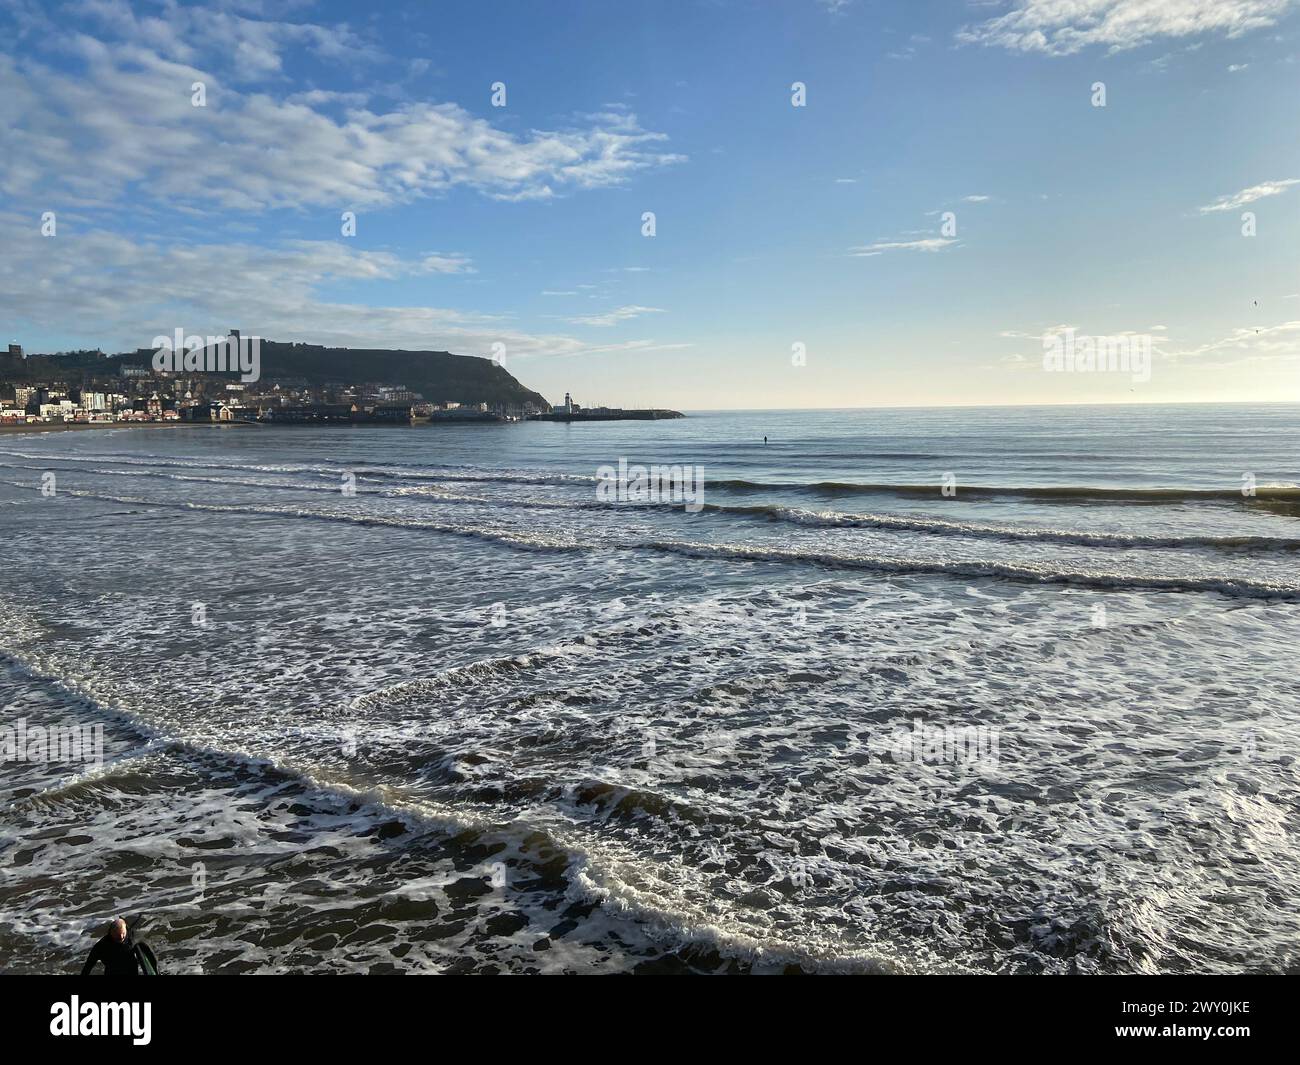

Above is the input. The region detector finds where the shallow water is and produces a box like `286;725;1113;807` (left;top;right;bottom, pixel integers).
2;404;1298;973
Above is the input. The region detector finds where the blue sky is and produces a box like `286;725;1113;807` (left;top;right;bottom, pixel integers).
2;0;1299;408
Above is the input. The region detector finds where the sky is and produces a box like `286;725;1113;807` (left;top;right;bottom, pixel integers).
2;0;1299;409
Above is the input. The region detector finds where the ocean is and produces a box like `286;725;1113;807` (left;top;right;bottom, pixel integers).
2;404;1298;974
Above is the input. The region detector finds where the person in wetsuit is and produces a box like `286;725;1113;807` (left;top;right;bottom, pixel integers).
80;917;140;975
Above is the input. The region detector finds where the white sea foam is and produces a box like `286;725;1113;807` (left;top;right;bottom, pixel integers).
3;413;1300;974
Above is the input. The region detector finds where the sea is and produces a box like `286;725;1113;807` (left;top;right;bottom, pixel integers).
1;403;1298;974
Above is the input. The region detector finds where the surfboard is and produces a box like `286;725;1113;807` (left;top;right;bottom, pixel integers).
135;941;159;976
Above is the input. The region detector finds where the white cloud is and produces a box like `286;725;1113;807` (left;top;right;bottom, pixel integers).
0;8;687;367
998;326;1075;340
0;212;607;359
849;238;958;256
555;339;693;358
1198;178;1300;212
1166;320;1300;364
998;318;1300;371
68;0;384;80
564;305;666;327
0;32;683;212
418;253;475;274
958;0;1297;56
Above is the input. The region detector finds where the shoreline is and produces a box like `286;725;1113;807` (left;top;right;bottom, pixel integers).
0;421;255;435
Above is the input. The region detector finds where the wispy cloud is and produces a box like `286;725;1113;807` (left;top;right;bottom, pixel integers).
0;212;611;360
958;0;1297;56
1198;178;1300;212
886;33;932;61
999;318;1300;372
419;253;475;274
564;305;666;327
849;238;958;257
1166;320;1300;365
558;340;693;358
